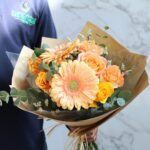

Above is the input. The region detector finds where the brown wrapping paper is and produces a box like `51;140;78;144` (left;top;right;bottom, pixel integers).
11;22;149;136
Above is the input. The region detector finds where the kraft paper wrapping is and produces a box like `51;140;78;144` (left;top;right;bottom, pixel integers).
11;22;149;136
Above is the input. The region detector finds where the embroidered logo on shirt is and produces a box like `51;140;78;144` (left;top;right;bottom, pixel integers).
11;10;36;26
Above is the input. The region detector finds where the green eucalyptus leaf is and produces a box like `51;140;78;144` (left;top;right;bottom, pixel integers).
39;62;50;71
89;143;93;150
27;88;57;111
104;26;109;30
111;97;117;105
34;48;45;57
47;70;53;80
18;90;28;101
11;87;58;111
92;142;99;150
118;90;132;100
116;98;126;107
103;103;113;110
10;88;27;101
51;61;59;71
111;89;121;99
10;87;19;98
10;88;28;107
121;63;125;71
14;97;22;105
0;91;10;103
31;53;37;62
102;35;108;38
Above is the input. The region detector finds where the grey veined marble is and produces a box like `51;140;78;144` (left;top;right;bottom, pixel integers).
45;0;150;150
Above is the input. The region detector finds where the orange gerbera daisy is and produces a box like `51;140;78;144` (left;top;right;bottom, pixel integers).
55;40;79;63
40;51;56;64
50;60;99;110
40;41;78;64
79;40;104;55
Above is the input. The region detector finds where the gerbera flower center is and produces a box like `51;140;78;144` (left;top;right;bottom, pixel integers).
69;80;79;91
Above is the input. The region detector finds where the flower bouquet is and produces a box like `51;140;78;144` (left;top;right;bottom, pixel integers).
1;22;149;150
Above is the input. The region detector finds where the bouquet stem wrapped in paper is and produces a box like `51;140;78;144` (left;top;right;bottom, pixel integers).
9;22;149;150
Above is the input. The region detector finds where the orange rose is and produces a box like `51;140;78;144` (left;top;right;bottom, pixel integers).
78;52;107;76
35;71;51;91
28;58;42;75
100;65;124;88
79;40;104;55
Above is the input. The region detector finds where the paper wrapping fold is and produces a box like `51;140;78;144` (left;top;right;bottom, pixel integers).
11;46;32;90
12;22;149;136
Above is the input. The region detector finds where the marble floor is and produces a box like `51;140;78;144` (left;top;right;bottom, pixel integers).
45;0;150;150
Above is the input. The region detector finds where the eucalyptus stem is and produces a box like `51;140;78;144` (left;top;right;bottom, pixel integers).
77;142;99;150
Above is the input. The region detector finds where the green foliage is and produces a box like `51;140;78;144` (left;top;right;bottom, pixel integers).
10;87;28;105
103;103;113;110
34;48;45;57
31;53;37;62
47;61;59;79
103;89;132;110
116;98;126;106
118;90;132;100
51;61;59;72
121;63;125;71
10;87;57;111
39;62;50;71
67;50;81;60
102;35;108;38
104;26;109;30
39;61;59;80
110;89;121;99
77;142;99;150
39;61;59;72
99;44;108;56
0;91;9;105
92;142;99;150
47;70;54;80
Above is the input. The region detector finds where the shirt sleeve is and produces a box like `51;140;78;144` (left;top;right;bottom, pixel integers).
34;0;57;48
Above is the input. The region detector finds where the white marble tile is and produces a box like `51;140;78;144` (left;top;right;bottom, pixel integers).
45;0;150;149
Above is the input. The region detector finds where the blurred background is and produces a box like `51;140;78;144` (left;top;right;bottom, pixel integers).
44;0;150;150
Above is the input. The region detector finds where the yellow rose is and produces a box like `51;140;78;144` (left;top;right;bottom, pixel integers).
96;82;114;104
78;52;107;76
35;71;51;92
28;58;42;75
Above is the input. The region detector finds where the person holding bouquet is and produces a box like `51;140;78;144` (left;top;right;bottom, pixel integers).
0;0;56;149
0;0;97;149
